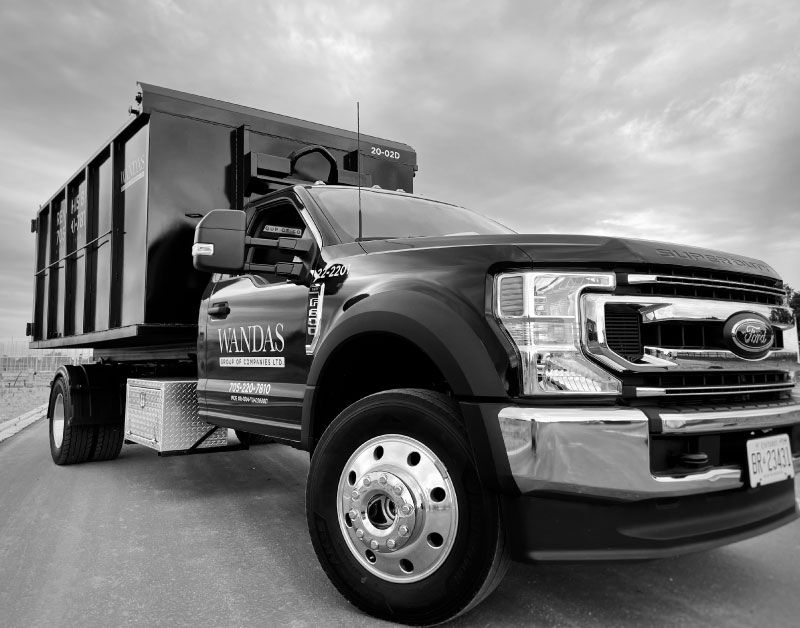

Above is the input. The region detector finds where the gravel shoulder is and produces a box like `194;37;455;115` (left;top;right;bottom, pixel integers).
0;383;49;430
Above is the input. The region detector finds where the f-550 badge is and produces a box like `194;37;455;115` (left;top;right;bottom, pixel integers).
305;283;325;355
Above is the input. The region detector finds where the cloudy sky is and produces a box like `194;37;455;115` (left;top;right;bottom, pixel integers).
1;0;798;344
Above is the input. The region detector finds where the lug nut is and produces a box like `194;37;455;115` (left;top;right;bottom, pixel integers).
370;540;379;550
398;525;409;537
379;475;387;485
363;477;371;487
387;539;396;550
393;484;403;495
351;490;359;500
349;508;359;520
356;529;364;539
401;504;413;516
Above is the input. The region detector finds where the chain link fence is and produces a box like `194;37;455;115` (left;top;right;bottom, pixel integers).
0;338;92;387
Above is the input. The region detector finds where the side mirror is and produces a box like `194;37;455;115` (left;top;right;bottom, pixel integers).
192;209;246;272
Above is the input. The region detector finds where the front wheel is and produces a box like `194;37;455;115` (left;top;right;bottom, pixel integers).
306;389;508;625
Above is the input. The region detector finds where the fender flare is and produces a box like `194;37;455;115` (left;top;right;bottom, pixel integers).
51;364;123;427
302;289;509;448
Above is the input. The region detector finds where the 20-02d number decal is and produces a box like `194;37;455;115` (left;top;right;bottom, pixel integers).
370;146;401;160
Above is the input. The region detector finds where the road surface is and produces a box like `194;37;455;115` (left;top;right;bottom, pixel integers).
1;417;799;628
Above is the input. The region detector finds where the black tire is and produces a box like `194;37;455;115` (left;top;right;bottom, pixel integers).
49;376;95;466
90;424;125;461
83;364;124;461
306;389;509;626
235;429;275;446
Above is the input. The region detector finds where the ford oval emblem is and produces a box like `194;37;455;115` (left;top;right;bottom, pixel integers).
723;313;774;359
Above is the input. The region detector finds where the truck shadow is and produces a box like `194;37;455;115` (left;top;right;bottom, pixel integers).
458;554;729;627
455;524;800;628
106;441;798;628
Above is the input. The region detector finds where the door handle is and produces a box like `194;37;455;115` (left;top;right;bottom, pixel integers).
208;302;230;318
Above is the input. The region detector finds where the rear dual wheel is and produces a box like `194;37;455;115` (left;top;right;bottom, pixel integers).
49;377;95;465
306;389;508;625
48;374;124;465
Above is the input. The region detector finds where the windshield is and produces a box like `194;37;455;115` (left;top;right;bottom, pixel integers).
307;187;514;243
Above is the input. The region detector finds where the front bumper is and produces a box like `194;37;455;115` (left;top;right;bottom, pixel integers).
460;399;800;561
496;404;800;501
504;479;798;561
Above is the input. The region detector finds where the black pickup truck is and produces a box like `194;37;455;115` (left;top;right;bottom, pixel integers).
32;84;800;625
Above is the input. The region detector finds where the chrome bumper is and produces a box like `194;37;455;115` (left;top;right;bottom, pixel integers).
498;404;800;501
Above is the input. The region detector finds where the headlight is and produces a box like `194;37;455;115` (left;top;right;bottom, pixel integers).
495;271;621;396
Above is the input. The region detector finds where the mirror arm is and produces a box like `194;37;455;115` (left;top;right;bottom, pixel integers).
245;236;278;248
243;262;276;274
242;261;304;278
275;262;305;277
245;235;314;254
278;237;314;253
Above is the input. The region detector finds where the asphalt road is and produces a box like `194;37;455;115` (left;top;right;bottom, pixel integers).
2;418;799;628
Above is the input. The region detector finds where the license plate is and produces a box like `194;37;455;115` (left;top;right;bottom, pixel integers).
746;434;795;488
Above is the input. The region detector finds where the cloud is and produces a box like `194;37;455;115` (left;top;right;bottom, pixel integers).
1;0;799;344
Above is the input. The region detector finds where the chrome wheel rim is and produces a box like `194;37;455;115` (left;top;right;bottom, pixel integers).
52;392;65;449
337;434;458;583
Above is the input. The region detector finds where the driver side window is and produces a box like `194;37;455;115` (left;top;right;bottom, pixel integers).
248;203;312;283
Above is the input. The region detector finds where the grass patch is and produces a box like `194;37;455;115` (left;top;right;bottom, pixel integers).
0;373;51;428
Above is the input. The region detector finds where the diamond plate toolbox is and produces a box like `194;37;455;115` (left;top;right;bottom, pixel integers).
125;379;227;452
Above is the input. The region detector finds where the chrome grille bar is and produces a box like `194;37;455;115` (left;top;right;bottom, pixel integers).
636;382;795;398
659;403;800;433
627;274;786;299
582;294;799;375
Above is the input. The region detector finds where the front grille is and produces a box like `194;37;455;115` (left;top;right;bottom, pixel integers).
637;370;789;386
624;371;794;403
618;267;785;306
605;304;642;361
628;370;791;390
612;320;786;352
583;270;797;407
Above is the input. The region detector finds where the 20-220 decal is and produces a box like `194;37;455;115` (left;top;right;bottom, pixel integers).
312;264;349;280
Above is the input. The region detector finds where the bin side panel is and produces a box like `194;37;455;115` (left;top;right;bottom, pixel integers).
91;153;113;332
33;206;50;341
143;112;229;325
47;196;67;338
119;125;149;327
66;175;87;335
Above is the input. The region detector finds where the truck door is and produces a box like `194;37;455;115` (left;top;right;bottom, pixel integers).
201;199;317;443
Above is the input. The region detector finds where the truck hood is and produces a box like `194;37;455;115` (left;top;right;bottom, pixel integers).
359;234;780;280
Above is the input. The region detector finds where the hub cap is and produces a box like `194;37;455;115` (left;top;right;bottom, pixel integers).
337;434;458;583
52;392;65;449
